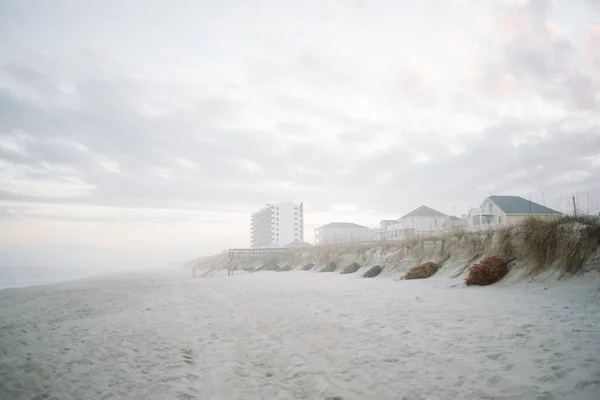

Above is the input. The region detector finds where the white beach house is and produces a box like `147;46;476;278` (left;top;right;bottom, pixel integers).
314;222;371;245
386;205;449;240
468;195;562;232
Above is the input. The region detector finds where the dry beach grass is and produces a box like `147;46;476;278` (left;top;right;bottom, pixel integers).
403;262;440;280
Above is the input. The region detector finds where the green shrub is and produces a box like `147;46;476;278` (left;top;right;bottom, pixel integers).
340;262;361;274
363;265;383;278
278;265;291;271
320;262;337;272
302;263;315;271
263;262;279;271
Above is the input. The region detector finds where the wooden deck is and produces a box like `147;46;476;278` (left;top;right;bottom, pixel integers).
226;248;288;275
193;248;290;277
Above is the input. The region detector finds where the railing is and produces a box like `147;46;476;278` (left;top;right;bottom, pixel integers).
194;248;290;278
193;258;228;278
466;223;502;232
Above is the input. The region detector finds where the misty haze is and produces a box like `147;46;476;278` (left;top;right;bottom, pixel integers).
1;1;600;399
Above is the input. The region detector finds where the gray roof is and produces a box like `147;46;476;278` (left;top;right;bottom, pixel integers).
487;196;561;215
284;240;313;248
400;205;447;219
318;222;369;229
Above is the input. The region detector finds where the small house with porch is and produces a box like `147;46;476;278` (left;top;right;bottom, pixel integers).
468;195;562;232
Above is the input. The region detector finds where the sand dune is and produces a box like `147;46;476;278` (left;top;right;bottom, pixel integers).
1;271;599;399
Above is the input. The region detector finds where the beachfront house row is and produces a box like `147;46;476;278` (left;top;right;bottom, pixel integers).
467;195;562;232
386;205;449;240
314;222;371;245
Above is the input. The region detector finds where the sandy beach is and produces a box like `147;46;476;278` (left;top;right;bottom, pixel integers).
1;270;599;400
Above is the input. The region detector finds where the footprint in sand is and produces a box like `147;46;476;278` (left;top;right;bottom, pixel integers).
487;375;509;386
30;393;52;400
574;380;600;390
181;348;195;365
177;392;197;400
487;352;510;362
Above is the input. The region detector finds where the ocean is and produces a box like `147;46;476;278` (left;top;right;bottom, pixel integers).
0;266;102;290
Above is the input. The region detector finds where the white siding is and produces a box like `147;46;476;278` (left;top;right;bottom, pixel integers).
251;202;303;248
467;198;561;232
314;226;371;245
467;201;506;232
386;216;448;239
506;214;561;225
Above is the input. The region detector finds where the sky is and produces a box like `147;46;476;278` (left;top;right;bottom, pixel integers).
1;0;600;267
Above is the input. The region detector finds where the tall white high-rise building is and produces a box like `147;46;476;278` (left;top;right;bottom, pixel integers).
250;202;304;248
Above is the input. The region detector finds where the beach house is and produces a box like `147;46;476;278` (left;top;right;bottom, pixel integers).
314;222;371;245
468;195;562;232
386;205;449;240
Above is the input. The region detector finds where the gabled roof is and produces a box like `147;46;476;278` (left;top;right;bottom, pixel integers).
487;195;561;215
284;240;313;248
400;205;447;219
318;222;369;229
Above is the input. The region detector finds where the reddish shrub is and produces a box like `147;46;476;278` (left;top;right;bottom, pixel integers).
465;257;508;286
403;262;439;280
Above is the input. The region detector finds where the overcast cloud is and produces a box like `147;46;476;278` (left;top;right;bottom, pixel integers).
1;0;600;266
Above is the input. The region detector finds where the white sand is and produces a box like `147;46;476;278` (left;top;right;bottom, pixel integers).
1;271;599;400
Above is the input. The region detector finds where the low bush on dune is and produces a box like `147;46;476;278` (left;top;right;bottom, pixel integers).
278;265;291;271
302;263;315;271
403;262;440;280
340;262;361;274
363;265;383;278
320;262;337;272
465;256;508;286
263;262;279;271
